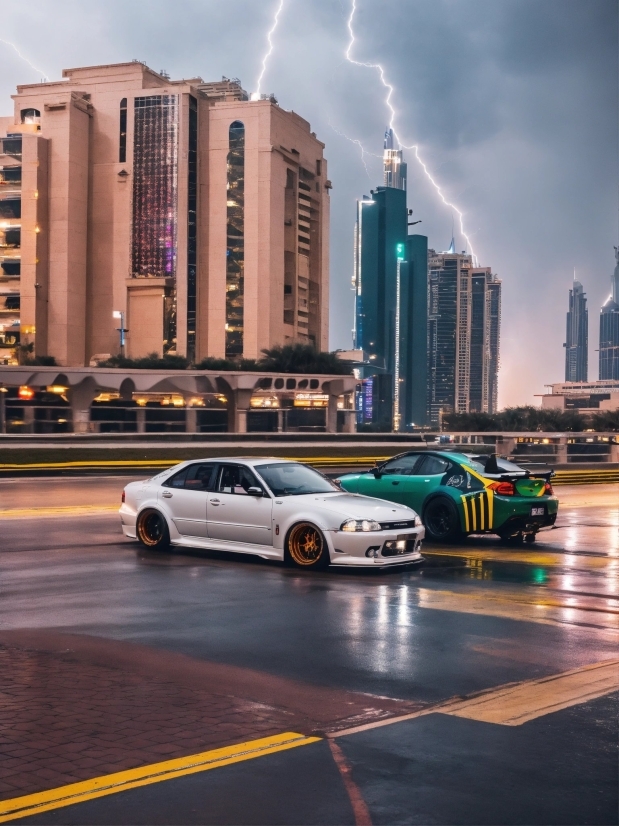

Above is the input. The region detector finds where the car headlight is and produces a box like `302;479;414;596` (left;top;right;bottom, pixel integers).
340;519;382;532
414;515;423;527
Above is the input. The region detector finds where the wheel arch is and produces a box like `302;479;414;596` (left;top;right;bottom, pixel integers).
283;519;334;564
422;490;468;534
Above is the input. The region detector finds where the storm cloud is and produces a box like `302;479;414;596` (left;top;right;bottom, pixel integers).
1;0;616;405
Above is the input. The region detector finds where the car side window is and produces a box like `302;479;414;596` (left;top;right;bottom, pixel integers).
217;465;262;495
418;455;450;476
163;467;188;488
380;454;421;475
183;463;217;491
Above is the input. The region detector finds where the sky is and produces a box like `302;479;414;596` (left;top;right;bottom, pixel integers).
1;0;617;407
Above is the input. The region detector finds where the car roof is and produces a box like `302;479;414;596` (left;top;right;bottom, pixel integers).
175;457;298;467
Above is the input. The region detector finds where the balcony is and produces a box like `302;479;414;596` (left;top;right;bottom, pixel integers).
0;137;22;161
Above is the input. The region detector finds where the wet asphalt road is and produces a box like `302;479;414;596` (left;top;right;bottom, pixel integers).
0;477;617;824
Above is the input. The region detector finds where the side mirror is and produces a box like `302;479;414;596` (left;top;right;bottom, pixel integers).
247;486;264;497
371;467;382;479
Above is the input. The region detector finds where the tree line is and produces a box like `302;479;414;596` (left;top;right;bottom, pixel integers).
442;406;619;432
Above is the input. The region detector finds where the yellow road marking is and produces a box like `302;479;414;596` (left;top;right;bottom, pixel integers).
416;587;619;630
332;659;619;738
0;505;118;519
0;732;319;823
422;547;612;569
438;658;619;725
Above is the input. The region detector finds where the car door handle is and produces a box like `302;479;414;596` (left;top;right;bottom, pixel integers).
391;481;400;485
209;498;220;505
162;491;173;498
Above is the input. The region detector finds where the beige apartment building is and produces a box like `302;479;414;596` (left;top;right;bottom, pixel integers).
0;62;330;367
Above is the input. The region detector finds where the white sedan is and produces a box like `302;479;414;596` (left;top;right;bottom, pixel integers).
120;458;425;569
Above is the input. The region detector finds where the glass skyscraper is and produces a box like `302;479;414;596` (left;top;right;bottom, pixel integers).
564;280;588;382
427;249;501;426
353;129;428;429
599;247;619;380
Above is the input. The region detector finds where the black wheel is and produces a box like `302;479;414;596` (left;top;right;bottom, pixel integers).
286;522;330;569
423;497;463;543
524;532;537;544
136;509;170;550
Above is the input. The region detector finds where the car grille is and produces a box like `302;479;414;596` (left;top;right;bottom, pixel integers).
379;520;417;530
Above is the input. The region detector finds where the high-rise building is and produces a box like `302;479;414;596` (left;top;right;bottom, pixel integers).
564;280;588;382
352;129;427;430
427;248;501;425
383;128;407;191
0;62;329;367
599;247;619;380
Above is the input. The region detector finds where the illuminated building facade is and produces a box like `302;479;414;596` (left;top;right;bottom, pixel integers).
564;280;588;382
599;247;619;380
427;248;501;425
0;62;329;367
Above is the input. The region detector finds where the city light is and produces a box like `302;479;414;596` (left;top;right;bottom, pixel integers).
343;0;478;263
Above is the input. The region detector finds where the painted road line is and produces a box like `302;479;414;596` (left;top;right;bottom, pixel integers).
422;547;612;569
331;659;619;739
437;658;619;725
0;732;320;823
417;587;619;630
0;505;118;519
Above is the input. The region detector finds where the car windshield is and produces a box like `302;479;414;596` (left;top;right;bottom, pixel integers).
255;462;339;496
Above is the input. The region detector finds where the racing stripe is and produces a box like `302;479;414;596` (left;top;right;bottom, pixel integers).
461;495;469;532
486;489;494;529
471;496;477;531
479;493;485;531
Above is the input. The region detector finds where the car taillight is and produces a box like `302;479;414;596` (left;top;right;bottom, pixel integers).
489;481;515;496
544;482;554;495
121;491;125;503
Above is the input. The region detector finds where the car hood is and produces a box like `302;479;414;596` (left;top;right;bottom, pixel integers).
302;492;416;521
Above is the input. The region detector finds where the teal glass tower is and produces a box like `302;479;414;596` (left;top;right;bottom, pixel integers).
353;129;428;429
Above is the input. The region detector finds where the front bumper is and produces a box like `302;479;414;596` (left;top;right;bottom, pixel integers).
329;527;425;567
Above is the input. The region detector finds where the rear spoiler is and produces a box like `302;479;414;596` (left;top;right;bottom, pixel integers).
483;453;554;482
510;462;555;481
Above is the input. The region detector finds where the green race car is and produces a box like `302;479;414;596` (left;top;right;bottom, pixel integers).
337;451;558;544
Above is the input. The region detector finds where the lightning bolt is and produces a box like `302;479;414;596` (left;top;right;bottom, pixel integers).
0;38;48;81
252;0;286;99
328;120;381;181
344;0;477;261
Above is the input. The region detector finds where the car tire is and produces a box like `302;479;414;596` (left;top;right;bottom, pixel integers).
136;508;171;551
285;522;330;569
423;496;464;543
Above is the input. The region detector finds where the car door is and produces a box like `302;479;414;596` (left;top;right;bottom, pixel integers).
355;454;423;505
158;462;216;538
207;464;273;546
414;455;452;507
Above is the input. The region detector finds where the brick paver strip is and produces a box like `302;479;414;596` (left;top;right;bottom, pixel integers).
0;630;424;800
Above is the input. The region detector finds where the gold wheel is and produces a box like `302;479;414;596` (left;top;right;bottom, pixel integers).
287;523;326;567
137;509;169;549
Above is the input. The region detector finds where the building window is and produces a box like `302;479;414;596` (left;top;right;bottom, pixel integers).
226;120;244;358
132;95;179;354
186;96;198;362
119;98;127;163
20;108;41;129
132;95;178;279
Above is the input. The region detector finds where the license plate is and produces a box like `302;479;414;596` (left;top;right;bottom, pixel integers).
530;506;545;517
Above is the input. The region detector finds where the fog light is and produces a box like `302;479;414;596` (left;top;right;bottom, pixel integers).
365;546;380;558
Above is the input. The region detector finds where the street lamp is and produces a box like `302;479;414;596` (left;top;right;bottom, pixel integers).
113;311;128;358
393;243;406;432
